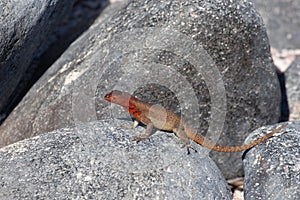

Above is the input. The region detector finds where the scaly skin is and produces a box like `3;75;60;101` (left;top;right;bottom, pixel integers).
104;90;288;153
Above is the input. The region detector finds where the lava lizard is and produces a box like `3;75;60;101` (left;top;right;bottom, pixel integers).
104;90;288;153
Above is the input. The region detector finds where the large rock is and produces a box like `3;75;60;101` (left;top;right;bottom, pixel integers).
285;57;300;121
0;120;232;199
0;0;281;178
0;0;76;121
243;122;299;200
0;0;127;146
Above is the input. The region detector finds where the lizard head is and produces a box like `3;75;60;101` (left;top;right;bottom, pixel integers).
104;90;133;108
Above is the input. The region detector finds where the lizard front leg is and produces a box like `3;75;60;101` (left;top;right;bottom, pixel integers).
121;119;139;129
133;122;154;142
173;126;197;154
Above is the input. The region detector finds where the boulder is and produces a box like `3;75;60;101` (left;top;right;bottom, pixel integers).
243;122;299;200
0;0;76;121
285;57;300;121
0;120;232;199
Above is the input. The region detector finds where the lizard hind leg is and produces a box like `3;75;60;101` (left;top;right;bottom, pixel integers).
173;126;197;154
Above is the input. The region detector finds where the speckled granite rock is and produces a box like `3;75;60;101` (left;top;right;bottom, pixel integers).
0;0;281;179
0;120;232;199
0;0;75;121
243;122;299;200
285;56;300;121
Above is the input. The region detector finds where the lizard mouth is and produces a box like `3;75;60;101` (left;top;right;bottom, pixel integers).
104;90;124;102
104;94;111;101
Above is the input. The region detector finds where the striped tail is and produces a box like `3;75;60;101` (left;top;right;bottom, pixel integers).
192;123;288;153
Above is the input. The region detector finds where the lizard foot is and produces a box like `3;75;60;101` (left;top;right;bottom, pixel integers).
133;135;151;143
121;124;134;129
178;138;197;154
186;144;197;154
179;143;197;154
121;120;139;130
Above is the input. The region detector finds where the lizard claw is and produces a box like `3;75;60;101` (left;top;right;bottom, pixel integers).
186;144;197;154
121;124;133;129
185;144;197;154
178;138;197;154
179;143;197;154
133;136;142;143
121;120;139;130
133;136;150;143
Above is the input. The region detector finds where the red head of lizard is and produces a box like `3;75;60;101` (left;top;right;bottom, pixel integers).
104;90;144;122
104;90;132;108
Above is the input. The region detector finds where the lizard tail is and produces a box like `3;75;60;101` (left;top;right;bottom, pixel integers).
193;123;288;153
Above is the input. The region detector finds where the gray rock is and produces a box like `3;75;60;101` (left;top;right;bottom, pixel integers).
250;0;300;49
0;120;232;199
0;0;281;179
0;0;75;120
0;0;110;124
285;56;300;121
243;122;300;200
0;0;127;146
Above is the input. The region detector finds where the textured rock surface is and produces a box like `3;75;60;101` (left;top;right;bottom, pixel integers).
0;0;127;146
251;0;300;49
285;57;300;121
0;0;281;178
0;0;75;120
0;120;232;199
243;122;300;200
0;0;110;124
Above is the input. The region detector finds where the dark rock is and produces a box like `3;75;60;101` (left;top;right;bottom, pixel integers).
0;0;76;121
0;120;232;199
285;56;300;121
0;1;127;146
243;122;299;200
0;0;281;179
250;0;300;49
